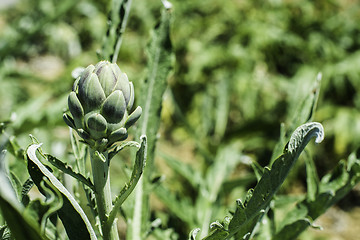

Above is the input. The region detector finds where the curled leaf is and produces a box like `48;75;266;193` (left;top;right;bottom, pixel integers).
287;122;324;155
27;144;97;240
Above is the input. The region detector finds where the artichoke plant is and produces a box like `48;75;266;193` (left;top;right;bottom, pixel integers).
63;60;142;152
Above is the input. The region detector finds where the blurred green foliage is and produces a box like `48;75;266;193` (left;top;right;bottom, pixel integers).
1;0;360;239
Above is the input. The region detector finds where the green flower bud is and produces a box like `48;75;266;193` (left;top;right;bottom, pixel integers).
63;60;142;151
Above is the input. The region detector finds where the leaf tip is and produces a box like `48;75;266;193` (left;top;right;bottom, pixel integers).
161;0;172;9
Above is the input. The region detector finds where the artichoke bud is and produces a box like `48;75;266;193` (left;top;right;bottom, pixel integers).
64;60;142;151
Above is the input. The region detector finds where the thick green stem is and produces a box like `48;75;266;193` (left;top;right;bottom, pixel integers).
90;149;119;240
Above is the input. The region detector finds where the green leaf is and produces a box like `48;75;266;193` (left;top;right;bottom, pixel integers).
129;4;173;239
274;150;360;239
137;6;173;161
250;161;264;182
288;73;322;130
275;201;308;233
271;73;321;165
24;178;63;234
203;222;229;240
27;144;97;240
0;225;10;239
21;178;34;206
205;145;243;201
0;150;47;240
45;153;94;191
7;135;25;160
273;219;311;240
9;171;22;200
108;135;147;226
108;140;140;160
199;144;243;237
211;122;324;239
304;152;319;202
307;151;360;220
101;0;133;63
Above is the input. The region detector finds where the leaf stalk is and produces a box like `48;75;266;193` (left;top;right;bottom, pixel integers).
90;149;119;240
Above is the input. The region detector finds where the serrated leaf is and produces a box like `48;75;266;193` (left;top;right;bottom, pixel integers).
274;149;360;239
0;225;10;240
203;222;229;240
45;153;94;191
271;73;321;165
129;5;173;238
108;136;147;225
137;6;172;162
108;140;140;160
100;0;132;62
27;144;97;240
306;151;360;220
250;161;264;181
225;122;324;238
23;178;62;233
0;150;46;240
21;178;34;206
233;210;265;240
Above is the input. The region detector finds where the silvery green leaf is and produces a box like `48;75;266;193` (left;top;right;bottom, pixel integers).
27;144;97;240
45;154;94;191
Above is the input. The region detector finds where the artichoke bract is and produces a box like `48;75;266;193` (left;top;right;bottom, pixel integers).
63;61;142;151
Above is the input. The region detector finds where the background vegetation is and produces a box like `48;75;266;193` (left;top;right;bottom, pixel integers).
1;0;360;239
